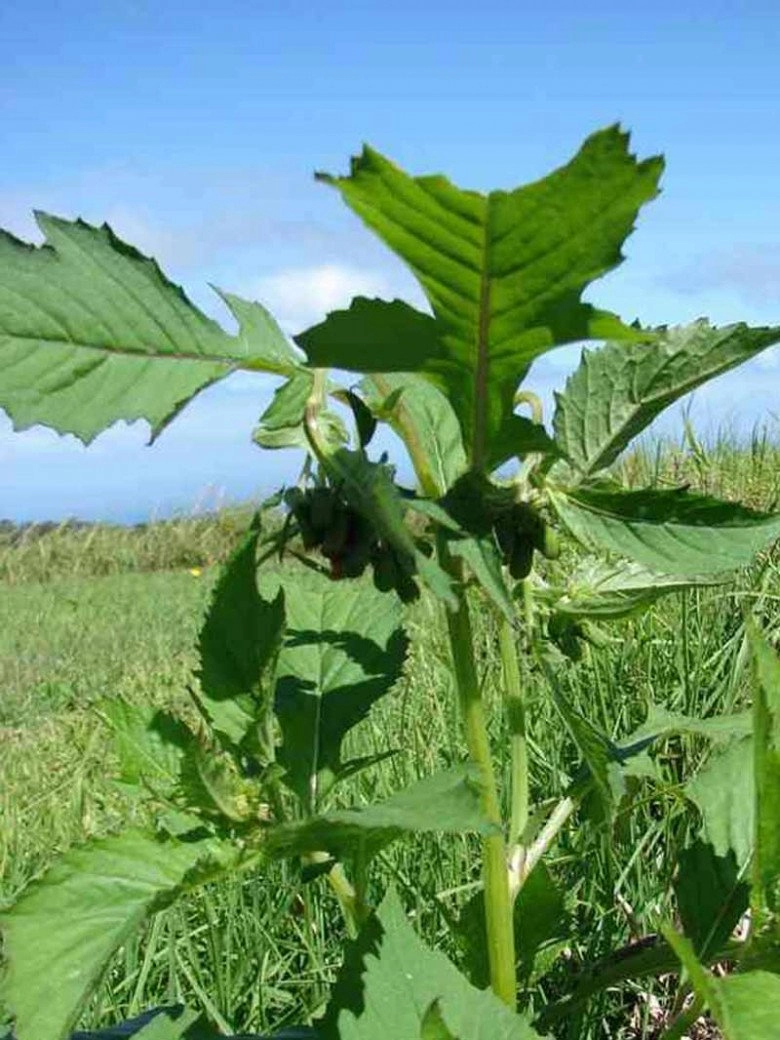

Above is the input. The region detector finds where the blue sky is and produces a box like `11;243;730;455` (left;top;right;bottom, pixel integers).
2;0;779;522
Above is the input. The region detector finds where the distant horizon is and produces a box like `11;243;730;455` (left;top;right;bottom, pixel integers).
4;400;779;527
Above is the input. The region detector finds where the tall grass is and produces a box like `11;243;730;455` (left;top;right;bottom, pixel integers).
0;507;255;586
2;436;779;1038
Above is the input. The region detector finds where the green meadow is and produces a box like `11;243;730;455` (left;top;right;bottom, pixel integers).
2;433;778;1039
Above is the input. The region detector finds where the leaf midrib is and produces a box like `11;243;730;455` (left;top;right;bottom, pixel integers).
472;213;493;468
0;332;240;367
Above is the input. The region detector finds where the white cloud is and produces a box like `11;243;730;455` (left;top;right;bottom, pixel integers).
247;263;399;333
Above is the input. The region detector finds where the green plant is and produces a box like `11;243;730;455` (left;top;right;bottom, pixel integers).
1;125;779;1040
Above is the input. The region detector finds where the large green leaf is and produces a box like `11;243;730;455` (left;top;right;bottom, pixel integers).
551;485;780;576
553;321;780;477
686;738;754;869
713;972;780;1039
273;573;408;809
299;126;662;467
195;522;285;750
320;888;546;1040
265;765;495;863
674;841;749;958
361;372;467;496
0;215;295;441
0;831;235;1040
550;559;722;620
747;623;780;913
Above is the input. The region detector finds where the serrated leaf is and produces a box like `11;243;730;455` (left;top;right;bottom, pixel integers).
552;559;723;620
553;321;780;477
214;290;301;375
552;485;780;576
320;888;546;1040
686;739;754;869
0;831;236;1040
674;841;749;958
97;700;194;795
0;216;292;442
747;623;780;913
265;765;495;863
361;372;467;496
273;573;408;810
299;127;662;468
195;522;285;750
615;705;752;785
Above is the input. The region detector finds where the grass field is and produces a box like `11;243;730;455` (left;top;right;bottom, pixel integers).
2;434;779;1039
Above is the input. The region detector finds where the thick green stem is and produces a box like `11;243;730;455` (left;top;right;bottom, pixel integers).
499;618;529;851
443;551;516;1007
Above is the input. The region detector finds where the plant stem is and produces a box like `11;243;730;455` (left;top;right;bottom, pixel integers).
442;549;516;1007
303;853;363;939
303;367;329;465
499;618;529;851
510;795;576;898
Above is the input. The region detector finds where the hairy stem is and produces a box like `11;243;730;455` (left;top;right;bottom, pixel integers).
302;853;363;939
303;367;329;465
441;546;516;1006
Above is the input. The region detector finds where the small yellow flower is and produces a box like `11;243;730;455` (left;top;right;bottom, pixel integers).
189;567;202;578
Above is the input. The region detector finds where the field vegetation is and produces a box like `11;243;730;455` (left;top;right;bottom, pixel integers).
2;430;778;1039
2;126;779;1040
